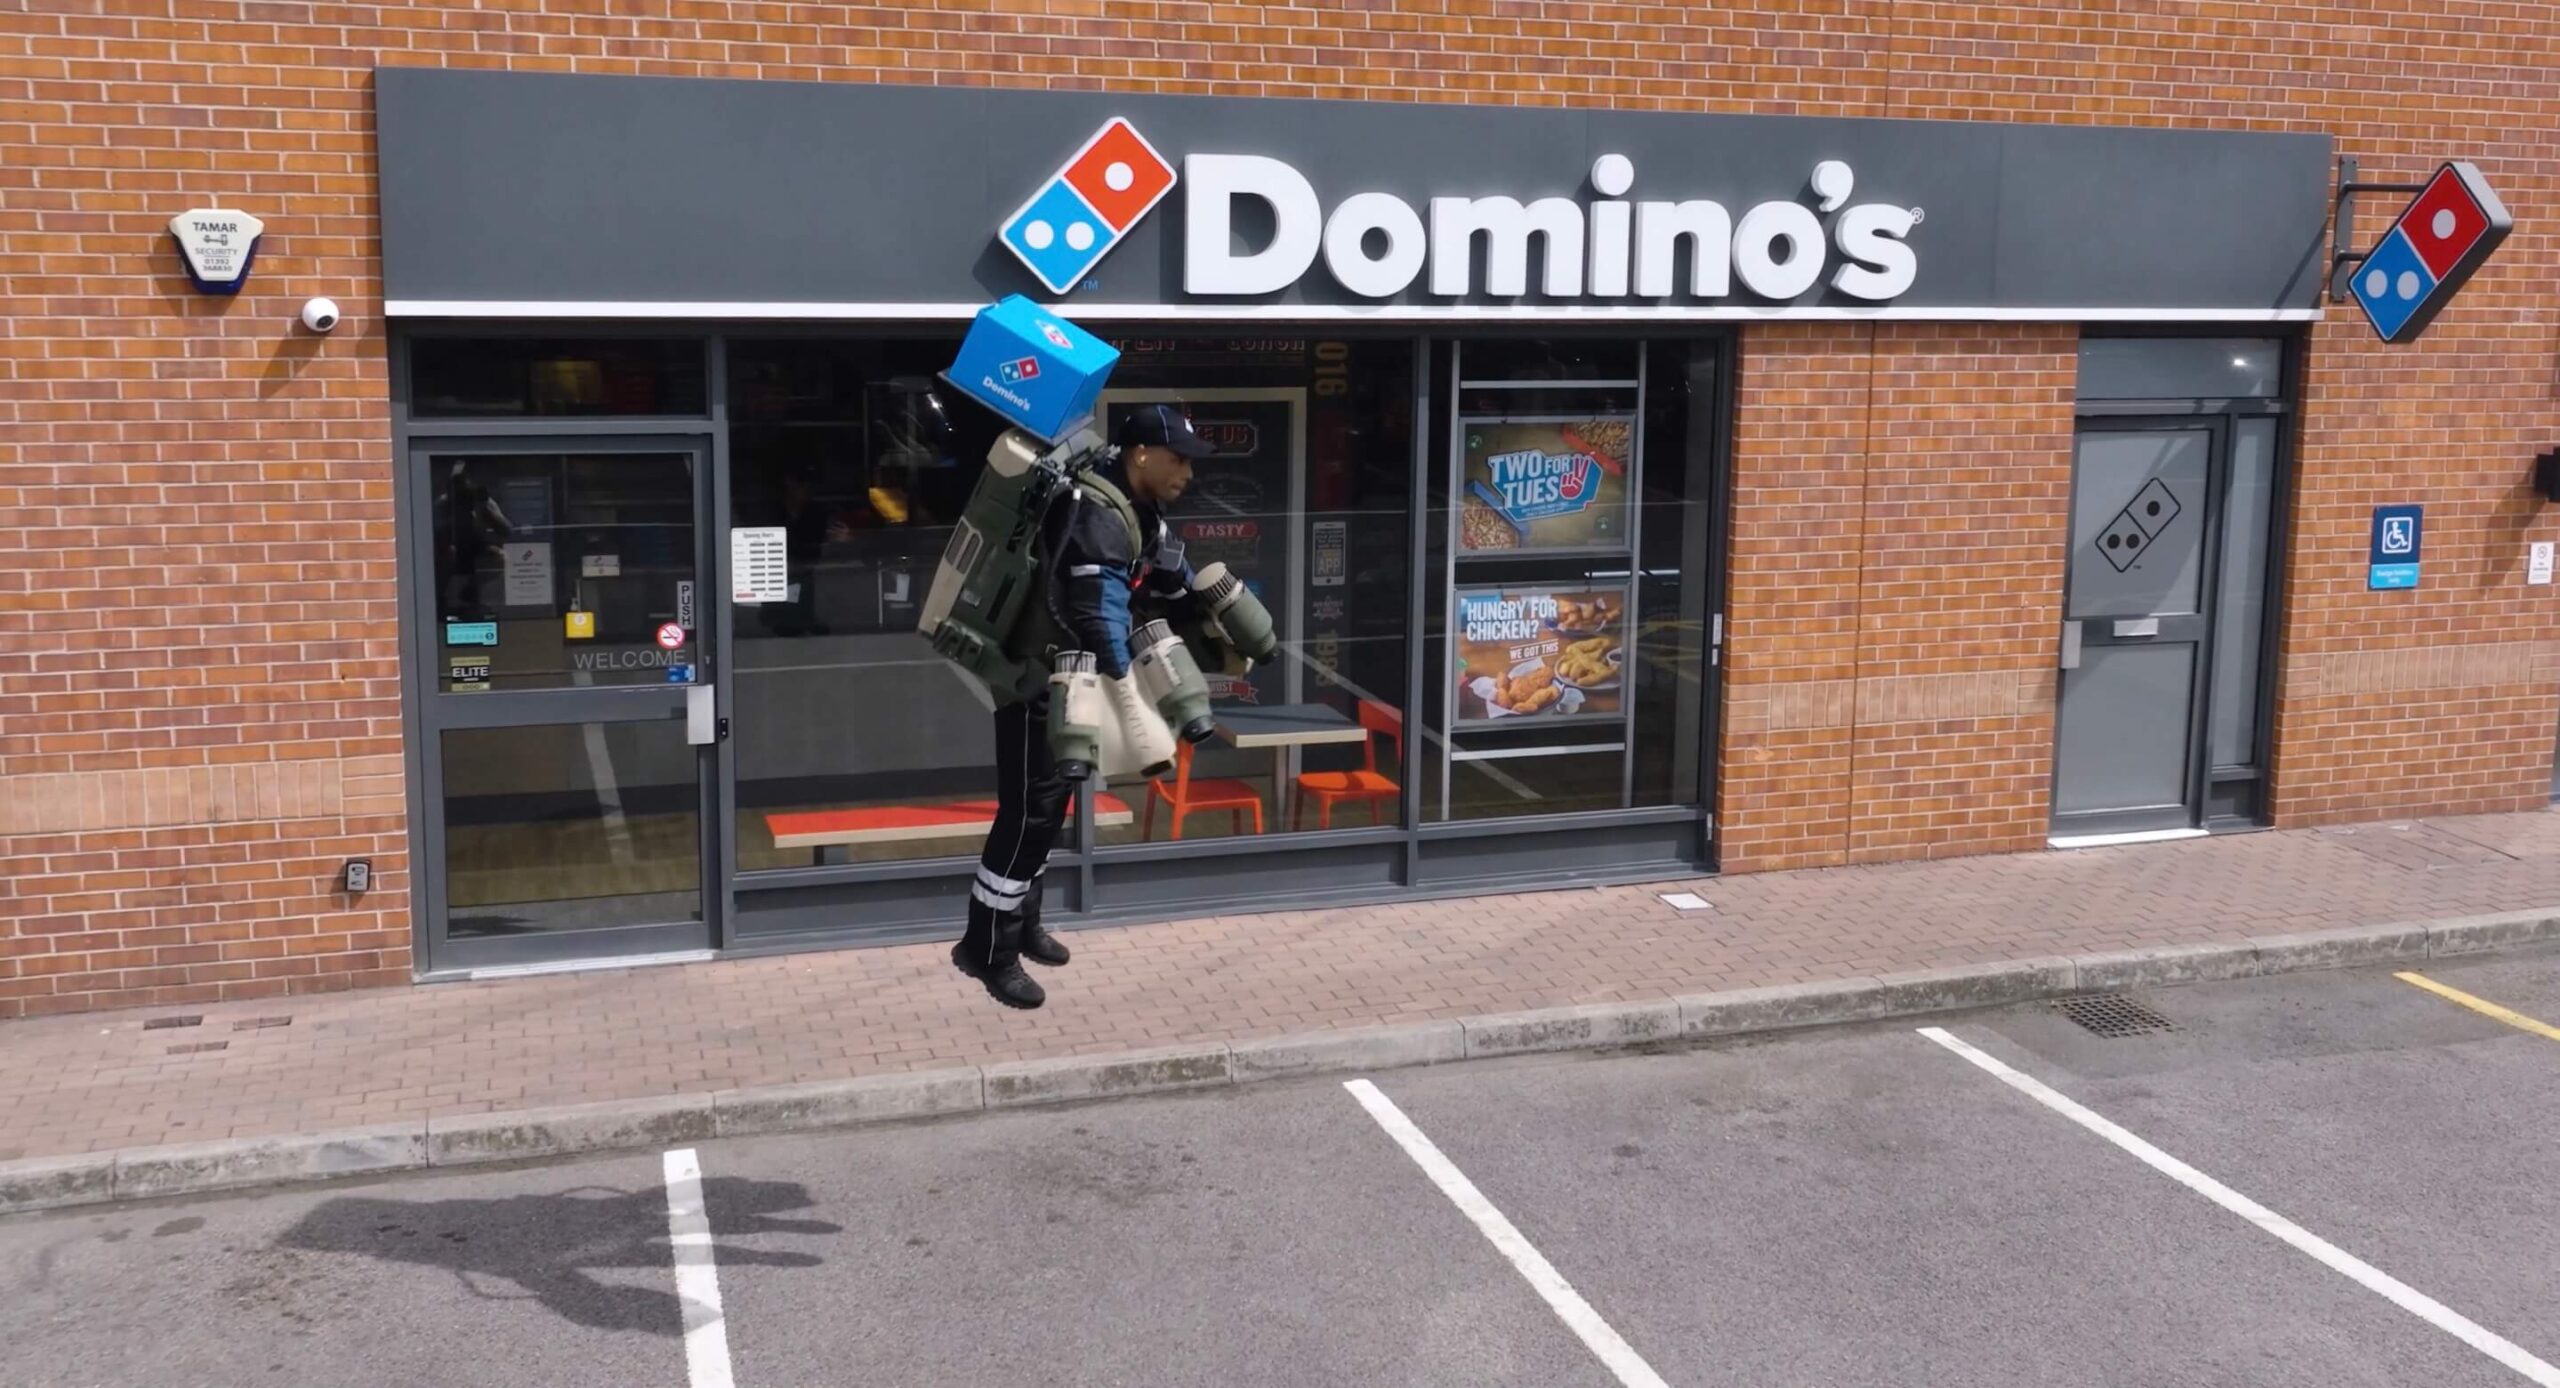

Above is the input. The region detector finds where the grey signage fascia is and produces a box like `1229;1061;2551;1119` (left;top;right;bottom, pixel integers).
376;67;2334;323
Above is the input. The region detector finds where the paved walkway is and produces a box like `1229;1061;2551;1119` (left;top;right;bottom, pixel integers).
3;810;2556;1165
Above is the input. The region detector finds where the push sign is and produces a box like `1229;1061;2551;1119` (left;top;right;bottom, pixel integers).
2369;504;2422;590
2348;163;2511;343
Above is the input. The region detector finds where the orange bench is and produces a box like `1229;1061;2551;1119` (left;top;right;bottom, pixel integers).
767;794;1133;864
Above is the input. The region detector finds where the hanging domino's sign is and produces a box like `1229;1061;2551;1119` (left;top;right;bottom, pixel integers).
2348;163;2511;343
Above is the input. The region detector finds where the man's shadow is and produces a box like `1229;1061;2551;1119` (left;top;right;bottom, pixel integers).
275;1177;839;1335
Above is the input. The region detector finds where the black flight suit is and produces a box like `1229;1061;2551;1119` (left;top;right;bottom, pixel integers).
956;462;1192;1001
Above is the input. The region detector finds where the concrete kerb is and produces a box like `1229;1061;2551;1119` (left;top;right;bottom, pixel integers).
1464;1000;1682;1058
116;1124;428;1203
714;1068;986;1139
0;1152;117;1215
2426;908;2560;957
426;1094;717;1168
983;1042;1234;1108
6;910;2551;1216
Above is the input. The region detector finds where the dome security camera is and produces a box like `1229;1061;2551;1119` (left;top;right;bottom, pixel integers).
300;297;341;333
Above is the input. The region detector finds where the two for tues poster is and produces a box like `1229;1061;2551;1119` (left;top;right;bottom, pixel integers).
1457;417;1635;554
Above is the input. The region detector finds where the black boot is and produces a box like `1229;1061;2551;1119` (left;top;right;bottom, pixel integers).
1017;887;1069;968
953;899;1045;1009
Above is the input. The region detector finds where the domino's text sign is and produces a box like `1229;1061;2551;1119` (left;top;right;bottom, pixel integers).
2349;162;2512;344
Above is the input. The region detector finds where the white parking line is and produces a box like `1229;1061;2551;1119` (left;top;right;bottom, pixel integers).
662;1148;738;1388
1344;1079;1669;1388
1920;1026;2560;1387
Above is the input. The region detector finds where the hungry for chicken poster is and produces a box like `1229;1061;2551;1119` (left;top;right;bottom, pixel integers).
1453;585;1628;727
1457;417;1635;554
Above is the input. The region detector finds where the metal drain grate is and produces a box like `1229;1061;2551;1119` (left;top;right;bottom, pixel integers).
166;1041;229;1056
231;1016;292;1032
2051;992;2178;1038
142;1015;203;1031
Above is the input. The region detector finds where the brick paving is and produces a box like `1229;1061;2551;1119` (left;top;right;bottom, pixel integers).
2;810;2557;1164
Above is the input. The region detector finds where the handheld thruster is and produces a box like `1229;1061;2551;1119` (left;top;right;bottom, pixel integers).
1044;650;1105;782
1130;618;1216;745
1191;562;1278;666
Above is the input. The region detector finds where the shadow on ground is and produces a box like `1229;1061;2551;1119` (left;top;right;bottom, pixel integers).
275;1177;839;1334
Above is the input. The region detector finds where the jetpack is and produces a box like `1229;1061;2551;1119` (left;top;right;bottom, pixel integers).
916;297;1277;785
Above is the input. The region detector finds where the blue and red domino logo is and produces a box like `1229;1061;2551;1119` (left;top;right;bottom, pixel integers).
2349;162;2512;344
997;356;1041;384
999;118;1178;295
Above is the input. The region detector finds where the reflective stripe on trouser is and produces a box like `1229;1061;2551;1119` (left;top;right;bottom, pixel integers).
972;866;1034;911
973;695;1070;958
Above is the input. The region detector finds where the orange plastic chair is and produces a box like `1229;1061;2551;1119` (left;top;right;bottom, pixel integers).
1142;740;1265;841
1293;700;1403;830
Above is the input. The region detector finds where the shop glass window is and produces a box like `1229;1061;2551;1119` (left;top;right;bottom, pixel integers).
2209;418;2279;770
1424;337;1715;822
726;336;988;871
1089;337;1417;846
440;722;701;936
428;451;699;692
2077;337;2282;402
1452;337;1642;384
411;337;708;417
725;335;1421;870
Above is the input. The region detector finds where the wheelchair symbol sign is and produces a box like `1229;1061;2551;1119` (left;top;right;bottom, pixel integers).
2369;505;2423;564
2369;504;2422;590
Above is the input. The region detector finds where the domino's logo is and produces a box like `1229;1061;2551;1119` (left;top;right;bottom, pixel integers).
998;356;1040;384
2349;162;2512;344
999;118;1177;295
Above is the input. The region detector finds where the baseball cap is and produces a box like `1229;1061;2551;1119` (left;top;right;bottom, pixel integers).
1116;402;1215;459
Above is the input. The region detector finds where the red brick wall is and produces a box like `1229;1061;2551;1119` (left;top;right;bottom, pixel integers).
1881;2;2560;830
1;1;2553;1012
1720;325;2074;871
1;4;406;1018
1719;325;1867;871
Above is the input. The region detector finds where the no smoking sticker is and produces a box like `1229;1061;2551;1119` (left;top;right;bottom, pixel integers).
656;622;687;651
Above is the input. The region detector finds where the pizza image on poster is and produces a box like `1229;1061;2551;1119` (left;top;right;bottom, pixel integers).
1458;417;1634;554
1454;585;1627;726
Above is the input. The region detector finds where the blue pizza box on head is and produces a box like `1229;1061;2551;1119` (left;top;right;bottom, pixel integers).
944;295;1120;443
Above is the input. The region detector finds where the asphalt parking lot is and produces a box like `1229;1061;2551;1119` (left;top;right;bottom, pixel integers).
5;953;2556;1387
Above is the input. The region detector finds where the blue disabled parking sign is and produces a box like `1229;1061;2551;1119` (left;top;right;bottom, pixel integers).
2369;504;2422;590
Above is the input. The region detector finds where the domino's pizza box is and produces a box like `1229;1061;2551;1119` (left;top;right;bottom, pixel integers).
943;295;1120;444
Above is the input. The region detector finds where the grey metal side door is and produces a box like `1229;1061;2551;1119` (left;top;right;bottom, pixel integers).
2053;420;2226;838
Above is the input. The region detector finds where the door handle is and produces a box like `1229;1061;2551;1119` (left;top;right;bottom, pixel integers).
2059;620;2082;671
2112;617;2161;638
687;685;718;746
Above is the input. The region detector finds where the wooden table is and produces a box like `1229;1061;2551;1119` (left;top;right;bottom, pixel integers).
1214;704;1368;831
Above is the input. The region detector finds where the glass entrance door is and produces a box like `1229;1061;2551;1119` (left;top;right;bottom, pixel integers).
2052;421;2225;838
412;438;721;971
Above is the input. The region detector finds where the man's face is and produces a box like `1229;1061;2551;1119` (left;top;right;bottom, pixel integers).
1125;444;1194;506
